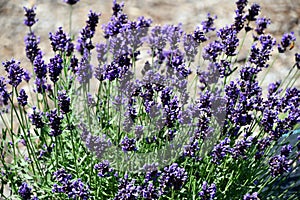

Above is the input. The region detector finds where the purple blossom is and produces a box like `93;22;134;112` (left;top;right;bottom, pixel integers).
114;174;141;200
198;181;217;200
77;11;101;54
269;155;292;177
63;0;80;5
183;34;199;62
278;32;296;53
17;89;28;107
248;34;276;69
121;136;137;152
147;25;168;52
255;17;271;35
183;137;199;157
49;27;74;56
193;26;207;43
201;13;217;33
164;50;191;78
58;90;71;114
23;6;38;27
33;51;47;92
18;182;33;200
2;59;24;88
211;137;232;164
245;3;260;21
48;54;63;83
202;41;224;61
0;77;9;106
76;52;93;85
80;123;112;158
29;107;44;128
243;192;259;200
295;53;300;69
280;144;292;157
217;25;239;56
69;55;79;73
112;0;124;16
141;182;160;200
38;143;54;159
96;43;108;65
53;168;90;200
159;163;187;192
232;136;253;159
143;163;161;183
24;32;40;63
234;0;248;31
94;160;113;177
46;109;63;137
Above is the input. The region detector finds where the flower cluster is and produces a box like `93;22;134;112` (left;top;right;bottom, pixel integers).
46;109;63;137
49;27;74;56
23;6;38;27
198;181;217;200
52;168;90;200
94;160;114;177
159;163;188;193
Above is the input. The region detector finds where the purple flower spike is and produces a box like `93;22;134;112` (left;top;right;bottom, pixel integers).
198;181;217;200
17;89;28;107
46;109;63;137
24;32;40;63
23;6;38;27
48;54;63;83
201;13;217;33
49;27;74;56
159;163;187;193
295;53;300;69
29;107;44;128
58;90;71;114
278;32;296;53
18;182;33;200
255;17;271;35
94;160;114;177
269;155;292;177
2;59;24;88
121;136;137;152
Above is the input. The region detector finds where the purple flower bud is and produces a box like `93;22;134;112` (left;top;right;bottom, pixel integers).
2;59;24;88
48;54;63;83
278;32;296;53
49;27;74;56
121;136;137;152
18;182;33;200
46;109;63;137
269;155;292;177
23;6;38;27
29;107;44;128
198;181;217;200
58;90;71;114
24;32;40;63
94;160;113;177
17;89;28;107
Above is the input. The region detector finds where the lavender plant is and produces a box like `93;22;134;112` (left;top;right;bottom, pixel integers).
0;0;299;199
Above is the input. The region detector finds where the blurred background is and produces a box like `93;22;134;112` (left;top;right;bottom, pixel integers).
0;0;299;86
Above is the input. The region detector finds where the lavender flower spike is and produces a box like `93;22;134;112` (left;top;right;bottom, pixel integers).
23;6;38;27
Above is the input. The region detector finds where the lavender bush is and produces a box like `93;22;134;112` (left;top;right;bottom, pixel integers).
0;0;299;199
